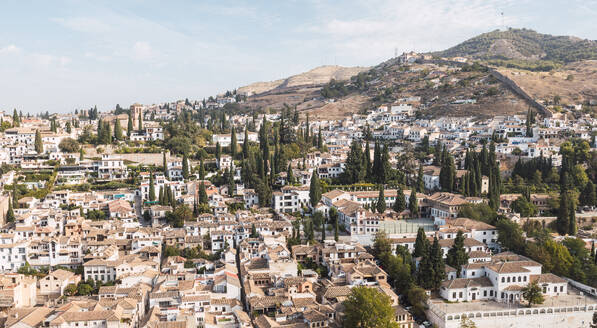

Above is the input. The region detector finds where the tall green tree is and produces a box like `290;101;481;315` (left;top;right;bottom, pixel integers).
199;158;206;180
113;119;123;141
409;189;419;218
446;230;468;277
309;169;322;208
34;130;43;153
138;112;143;130
198;182;208;204
413;227;429;258
376;186;386;213
430;236;446;290
522;281;544;307
416;164;424;192
343;286;399;328
182;153;189;179
127;112;133;137
149;173;156;201
5;203;15;223
393;187;407;213
242;128;249;159
230;127;237;159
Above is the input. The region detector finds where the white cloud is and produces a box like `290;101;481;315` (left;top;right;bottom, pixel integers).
0;44;21;55
132;41;155;61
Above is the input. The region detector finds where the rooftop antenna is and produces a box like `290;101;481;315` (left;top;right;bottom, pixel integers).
394;48;398;58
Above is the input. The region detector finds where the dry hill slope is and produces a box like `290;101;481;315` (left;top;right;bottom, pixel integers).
237;65;369;95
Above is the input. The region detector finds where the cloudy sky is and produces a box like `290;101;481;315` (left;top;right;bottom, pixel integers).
1;0;596;113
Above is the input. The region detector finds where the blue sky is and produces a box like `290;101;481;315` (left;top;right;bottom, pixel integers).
1;0;596;113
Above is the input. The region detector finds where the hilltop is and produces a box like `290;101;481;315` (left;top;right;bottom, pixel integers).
434;28;597;63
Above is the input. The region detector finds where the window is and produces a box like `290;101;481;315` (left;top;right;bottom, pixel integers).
501;277;505;283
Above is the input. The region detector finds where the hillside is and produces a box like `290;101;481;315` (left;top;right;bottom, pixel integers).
237;65;369;95
499;60;597;106
434;28;597;64
235;29;597;119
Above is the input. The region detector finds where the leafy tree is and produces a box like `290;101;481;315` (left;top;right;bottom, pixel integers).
511;196;538;217
373;231;392;262
64;283;77;296
35;130;43;153
459;317;478;328
59;138;80;153
446;230;468;277
77;283;93;296
343;286;399;328
496;219;526;253
522;281;544;307
309;170;322;207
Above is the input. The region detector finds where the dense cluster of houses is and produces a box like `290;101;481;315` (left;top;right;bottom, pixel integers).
0;93;594;328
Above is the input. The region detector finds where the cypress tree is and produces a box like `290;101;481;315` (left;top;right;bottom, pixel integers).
12;109;19;127
409;189;419;218
199;182;208;204
364;142;372;181
309;169;322;208
127;113;133;137
243;128;249;159
430;237;446;290
393;186;407;213
380;144;391;184
569;197;577;236
416;164;424;192
138;112;143;130
321;215;326;243
114;119;123;141
557;191;570;235
446;230;468;277
376;186;386;213
79;147;84;161
334;218;339;241
413;227;429;258
287;163;294;185
228;168;235;196
159;187;164;205
182;153;189;179
231;127;237;159
12;181;18;207
147;173;155;201
215;142;221;165
5;203;15;223
199;158;206;180
35;130;43;153
317;128;323;150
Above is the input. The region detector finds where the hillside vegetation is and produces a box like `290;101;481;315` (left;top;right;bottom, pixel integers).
435;28;597;71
